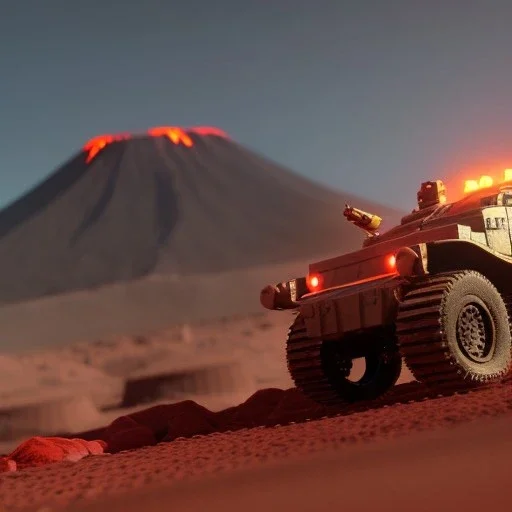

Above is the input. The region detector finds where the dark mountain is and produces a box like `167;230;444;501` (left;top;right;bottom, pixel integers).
0;126;403;305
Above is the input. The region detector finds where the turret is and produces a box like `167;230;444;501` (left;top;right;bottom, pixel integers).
417;180;447;209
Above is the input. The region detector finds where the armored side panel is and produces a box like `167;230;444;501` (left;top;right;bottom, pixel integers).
309;223;463;290
481;206;512;255
298;274;401;339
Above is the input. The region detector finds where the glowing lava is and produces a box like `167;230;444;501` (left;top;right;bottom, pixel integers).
147;127;193;147
83;134;131;163
83;126;228;163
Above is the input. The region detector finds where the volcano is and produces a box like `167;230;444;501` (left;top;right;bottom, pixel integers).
0;126;403;305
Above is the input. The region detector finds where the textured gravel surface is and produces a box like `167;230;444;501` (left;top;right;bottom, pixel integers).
1;381;511;511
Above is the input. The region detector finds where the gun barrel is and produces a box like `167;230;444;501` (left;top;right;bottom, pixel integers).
343;204;382;233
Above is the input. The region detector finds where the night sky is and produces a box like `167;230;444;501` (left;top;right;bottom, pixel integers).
2;0;512;212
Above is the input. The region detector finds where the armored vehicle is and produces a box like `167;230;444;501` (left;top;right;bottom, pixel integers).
260;175;512;406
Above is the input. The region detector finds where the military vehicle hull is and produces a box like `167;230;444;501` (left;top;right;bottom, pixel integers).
261;181;512;406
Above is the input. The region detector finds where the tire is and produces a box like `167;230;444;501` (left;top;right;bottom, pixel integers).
396;270;512;389
286;314;402;405
321;342;403;402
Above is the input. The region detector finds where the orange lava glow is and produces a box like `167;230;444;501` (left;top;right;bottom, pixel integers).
83;134;131;163
147;127;193;147
83;126;228;163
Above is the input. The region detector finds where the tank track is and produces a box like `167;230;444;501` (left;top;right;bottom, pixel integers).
286;314;349;407
502;292;512;326
395;273;510;389
395;275;457;388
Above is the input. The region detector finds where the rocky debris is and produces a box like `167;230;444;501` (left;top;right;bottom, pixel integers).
2;381;508;473
0;387;330;471
0;437;107;472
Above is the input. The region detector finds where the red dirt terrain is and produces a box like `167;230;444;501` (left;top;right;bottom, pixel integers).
68;413;512;512
1;380;511;511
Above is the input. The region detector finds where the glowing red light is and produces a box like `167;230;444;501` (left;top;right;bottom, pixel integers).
82;126;229;163
387;254;396;270
306;273;323;292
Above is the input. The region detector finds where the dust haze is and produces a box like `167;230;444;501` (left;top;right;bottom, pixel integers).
0;128;507;512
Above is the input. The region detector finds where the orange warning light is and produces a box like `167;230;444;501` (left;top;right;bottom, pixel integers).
479;175;493;188
462;169;512;196
82;126;229;163
464;180;480;194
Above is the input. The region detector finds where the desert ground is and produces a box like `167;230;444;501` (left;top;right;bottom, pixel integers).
0;258;326;351
0;131;510;511
0;309;296;452
0;300;511;511
1;372;511;511
64;413;512;512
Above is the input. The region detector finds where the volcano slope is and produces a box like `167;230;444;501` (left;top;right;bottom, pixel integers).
0;127;402;306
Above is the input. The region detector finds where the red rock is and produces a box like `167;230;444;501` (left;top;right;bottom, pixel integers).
104;415;141;436
266;388;328;425
163;400;219;441
101;415;157;453
100;400;224;446
62;387;331;454
107;426;157;453
0;387;330;472
0;456;17;472
75;389;299;445
125;404;184;439
215;388;288;431
7;437;106;469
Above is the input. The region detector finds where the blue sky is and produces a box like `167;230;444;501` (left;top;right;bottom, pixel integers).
1;0;512;211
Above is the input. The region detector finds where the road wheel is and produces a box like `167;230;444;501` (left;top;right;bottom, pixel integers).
286;314;402;405
321;342;403;402
396;270;512;389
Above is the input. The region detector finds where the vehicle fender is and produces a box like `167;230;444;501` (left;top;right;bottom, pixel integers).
299;276;401;339
425;239;512;291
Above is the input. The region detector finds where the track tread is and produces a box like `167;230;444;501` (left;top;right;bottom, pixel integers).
286;315;348;406
396;270;511;389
